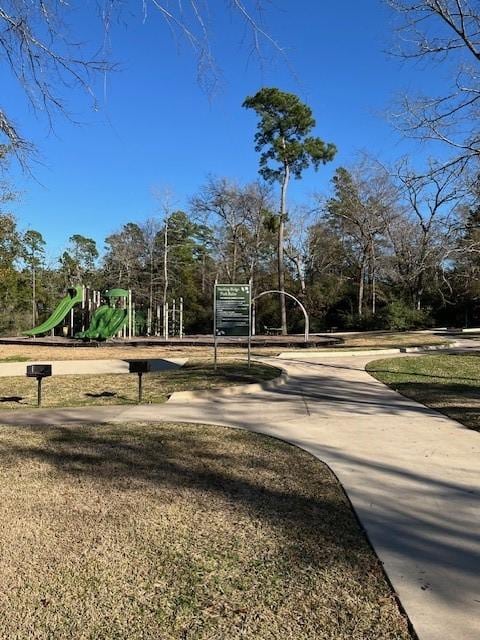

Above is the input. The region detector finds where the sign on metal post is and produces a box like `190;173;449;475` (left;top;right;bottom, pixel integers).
214;284;252;369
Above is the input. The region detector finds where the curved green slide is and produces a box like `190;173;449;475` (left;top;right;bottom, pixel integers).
24;286;83;337
76;305;127;340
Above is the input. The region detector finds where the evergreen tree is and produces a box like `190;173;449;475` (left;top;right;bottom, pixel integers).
243;87;336;333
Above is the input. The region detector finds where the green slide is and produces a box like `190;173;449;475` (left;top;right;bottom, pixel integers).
76;305;127;340
24;286;83;337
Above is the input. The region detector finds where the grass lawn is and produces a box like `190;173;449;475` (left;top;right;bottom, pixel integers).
0;355;30;362
0;422;412;639
0;332;449;363
0;361;281;410
0;344;284;362
367;353;480;432
335;331;449;349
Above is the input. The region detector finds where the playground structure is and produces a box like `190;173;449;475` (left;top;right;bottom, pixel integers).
25;285;131;341
25;285;83;337
25;286;95;338
23;284;309;343
24;286;184;342
76;288;133;341
147;298;184;339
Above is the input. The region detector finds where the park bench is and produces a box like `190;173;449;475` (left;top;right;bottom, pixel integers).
263;324;283;336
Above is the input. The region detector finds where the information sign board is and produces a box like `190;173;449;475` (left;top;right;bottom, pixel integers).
214;284;251;337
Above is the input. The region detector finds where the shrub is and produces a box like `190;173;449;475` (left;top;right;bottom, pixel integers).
338;311;383;331
337;301;433;331
380;300;433;331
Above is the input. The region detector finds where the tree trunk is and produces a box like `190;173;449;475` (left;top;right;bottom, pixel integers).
370;243;376;315
148;247;154;336
201;253;206;294
162;219;169;310
279;151;289;335
148;266;153;336
358;260;365;317
299;269;306;296
278;214;287;334
416;273;424;311
32;265;36;327
232;231;237;284
290;255;306;295
372;270;376;315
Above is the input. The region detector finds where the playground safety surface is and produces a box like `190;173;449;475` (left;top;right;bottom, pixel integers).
0;334;339;348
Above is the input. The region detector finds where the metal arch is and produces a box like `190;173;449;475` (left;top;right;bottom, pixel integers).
252;289;309;342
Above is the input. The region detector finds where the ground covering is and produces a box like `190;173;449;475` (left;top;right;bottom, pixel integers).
0;361;280;409
0;355;29;362
367;353;480;432
0;331;448;362
0;344;282;361
0;422;412;639
336;331;449;349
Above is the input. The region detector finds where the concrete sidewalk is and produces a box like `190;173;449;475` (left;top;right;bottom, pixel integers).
0;353;478;640
0;357;187;376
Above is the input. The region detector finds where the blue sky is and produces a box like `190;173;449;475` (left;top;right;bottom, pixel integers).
3;0;448;260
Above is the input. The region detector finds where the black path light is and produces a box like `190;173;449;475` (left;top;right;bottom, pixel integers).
128;360;150;403
26;364;52;407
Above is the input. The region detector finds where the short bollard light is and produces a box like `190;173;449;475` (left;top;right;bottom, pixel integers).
26;364;52;407
128;360;150;403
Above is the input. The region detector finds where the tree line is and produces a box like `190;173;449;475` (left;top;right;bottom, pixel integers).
2;2;480;335
2;146;480;336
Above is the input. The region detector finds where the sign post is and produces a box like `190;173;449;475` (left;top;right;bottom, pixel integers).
214;283;252;369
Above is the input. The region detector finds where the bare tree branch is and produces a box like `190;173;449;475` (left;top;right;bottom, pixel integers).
0;1;282;165
388;0;480;170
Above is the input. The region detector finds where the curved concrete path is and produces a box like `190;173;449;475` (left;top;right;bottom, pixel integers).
0;357;187;376
0;353;478;640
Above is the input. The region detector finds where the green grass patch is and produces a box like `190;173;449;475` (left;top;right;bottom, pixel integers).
0;355;29;362
0;422;412;639
367;354;480;432
0;360;281;409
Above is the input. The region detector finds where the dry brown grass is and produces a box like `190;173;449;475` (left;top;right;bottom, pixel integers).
337;331;448;349
0;361;280;410
0;422;412;639
0;332;448;363
0;343;282;362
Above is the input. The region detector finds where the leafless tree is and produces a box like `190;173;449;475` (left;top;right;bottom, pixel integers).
152;186;179;316
192;176;247;283
0;1;281;164
0;1;111;163
323;158;395;316
389;0;480;171
140;217;162;334
235;181;273;291
387;158;468;308
284;207;314;296
192;176;273;288
103;223;145;289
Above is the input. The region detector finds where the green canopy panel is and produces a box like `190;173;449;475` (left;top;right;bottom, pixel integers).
76;305;128;341
104;288;129;298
